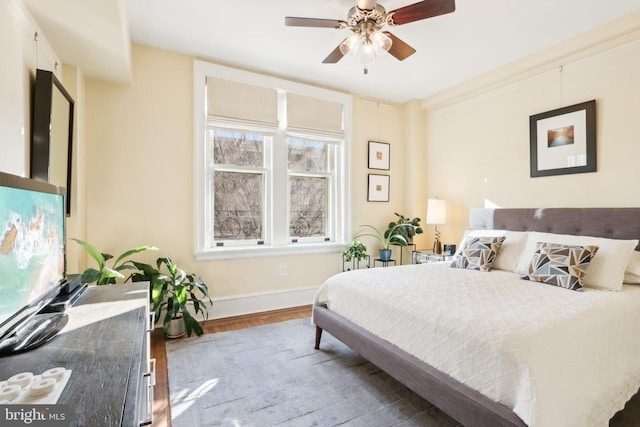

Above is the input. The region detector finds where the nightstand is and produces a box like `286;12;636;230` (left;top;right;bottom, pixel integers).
412;250;454;264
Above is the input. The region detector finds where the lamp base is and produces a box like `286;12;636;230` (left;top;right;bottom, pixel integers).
432;240;442;254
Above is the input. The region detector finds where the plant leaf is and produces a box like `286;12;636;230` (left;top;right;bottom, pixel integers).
71;238;106;270
181;308;203;337
80;268;102;284
101;267;124;279
113;245;159;268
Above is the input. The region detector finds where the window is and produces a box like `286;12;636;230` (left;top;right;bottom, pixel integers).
194;61;352;259
210;130;267;243
288;138;332;241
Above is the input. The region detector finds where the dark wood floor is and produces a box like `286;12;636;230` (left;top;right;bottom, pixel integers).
150;305;313;426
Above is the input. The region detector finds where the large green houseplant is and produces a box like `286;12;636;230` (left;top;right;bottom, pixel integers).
130;257;212;338
354;223;411;261
72;238;158;285
385;213;423;243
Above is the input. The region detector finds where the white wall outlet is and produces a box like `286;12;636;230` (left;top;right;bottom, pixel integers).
279;265;287;276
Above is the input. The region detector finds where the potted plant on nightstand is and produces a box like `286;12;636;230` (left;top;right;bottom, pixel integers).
130;257;212;338
354;223;411;261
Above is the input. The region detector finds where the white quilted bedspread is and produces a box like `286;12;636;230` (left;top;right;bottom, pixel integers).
314;263;640;427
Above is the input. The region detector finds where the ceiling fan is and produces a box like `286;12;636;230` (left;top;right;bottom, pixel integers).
285;0;455;73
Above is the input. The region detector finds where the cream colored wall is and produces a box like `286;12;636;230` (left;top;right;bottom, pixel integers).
0;0;60;177
61;65;86;273
402;100;429;251
84;44;409;309
422;13;640;247
350;97;412;260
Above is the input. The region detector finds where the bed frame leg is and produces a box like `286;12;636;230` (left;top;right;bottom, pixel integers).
315;326;323;349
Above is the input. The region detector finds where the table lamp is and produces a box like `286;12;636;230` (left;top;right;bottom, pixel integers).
426;198;446;254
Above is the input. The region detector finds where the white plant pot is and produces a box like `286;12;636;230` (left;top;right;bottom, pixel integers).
167;315;185;339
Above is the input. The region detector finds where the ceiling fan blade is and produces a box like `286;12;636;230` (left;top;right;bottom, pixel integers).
322;43;346;63
356;0;377;11
384;32;416;61
285;17;346;28
389;0;455;25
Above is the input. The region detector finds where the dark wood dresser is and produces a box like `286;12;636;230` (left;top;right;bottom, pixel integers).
0;282;154;426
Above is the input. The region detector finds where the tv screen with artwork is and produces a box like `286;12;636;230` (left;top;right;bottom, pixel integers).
0;172;66;349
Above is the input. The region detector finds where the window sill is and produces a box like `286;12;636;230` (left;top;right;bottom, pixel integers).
195;242;345;261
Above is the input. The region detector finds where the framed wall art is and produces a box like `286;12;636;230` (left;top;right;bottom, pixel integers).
529;100;596;177
368;141;390;170
367;174;390;202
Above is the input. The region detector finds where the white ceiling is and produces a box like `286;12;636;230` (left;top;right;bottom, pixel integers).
24;0;132;84
25;0;640;103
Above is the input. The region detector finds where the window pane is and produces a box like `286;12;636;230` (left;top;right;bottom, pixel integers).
287;138;327;172
214;171;263;241
213;130;264;167
289;176;327;237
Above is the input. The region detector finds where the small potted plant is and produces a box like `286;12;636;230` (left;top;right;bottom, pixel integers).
342;239;368;270
130;257;212;338
385;213;423;243
354;223;411;261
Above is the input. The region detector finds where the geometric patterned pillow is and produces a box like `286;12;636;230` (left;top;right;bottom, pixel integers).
450;236;507;272
520;242;599;291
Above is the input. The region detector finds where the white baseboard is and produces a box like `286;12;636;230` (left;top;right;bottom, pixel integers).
207;286;319;320
152;286;319;329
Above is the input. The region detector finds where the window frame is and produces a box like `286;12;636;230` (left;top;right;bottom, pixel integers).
194;61;352;260
207;126;271;247
286;136;336;244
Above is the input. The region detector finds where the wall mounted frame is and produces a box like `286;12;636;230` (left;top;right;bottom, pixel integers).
367;174;389;202
529;100;596;178
368;141;390;170
30;69;75;215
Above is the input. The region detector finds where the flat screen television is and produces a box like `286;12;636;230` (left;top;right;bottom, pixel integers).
0;171;69;355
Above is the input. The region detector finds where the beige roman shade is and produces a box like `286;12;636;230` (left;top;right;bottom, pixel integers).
286;93;344;137
206;77;278;128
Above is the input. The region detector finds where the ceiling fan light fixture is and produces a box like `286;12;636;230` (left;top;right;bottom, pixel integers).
339;32;361;56
361;37;377;64
371;30;392;53
285;0;456;72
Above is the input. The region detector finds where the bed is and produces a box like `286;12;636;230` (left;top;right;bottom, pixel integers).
313;208;640;427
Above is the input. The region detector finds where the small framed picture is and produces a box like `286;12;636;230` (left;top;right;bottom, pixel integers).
368;141;390;170
529;100;596;177
367;174;390;202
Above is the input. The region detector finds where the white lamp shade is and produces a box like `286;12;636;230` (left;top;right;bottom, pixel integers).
426;199;446;225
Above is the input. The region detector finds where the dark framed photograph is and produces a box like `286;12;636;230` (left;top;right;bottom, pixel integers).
529;100;596;177
368;141;390;170
367;174;389;202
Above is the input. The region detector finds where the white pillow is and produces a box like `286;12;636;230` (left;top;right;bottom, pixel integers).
457;230;528;273
624;250;640;284
515;232;638;291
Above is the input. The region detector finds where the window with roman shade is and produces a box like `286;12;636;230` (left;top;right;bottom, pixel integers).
194;61;352;259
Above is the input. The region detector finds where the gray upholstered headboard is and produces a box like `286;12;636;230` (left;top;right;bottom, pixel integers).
469;208;640;251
